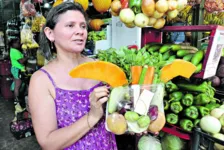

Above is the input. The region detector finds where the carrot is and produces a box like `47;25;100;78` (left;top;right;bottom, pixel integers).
143;66;155;85
131;66;142;85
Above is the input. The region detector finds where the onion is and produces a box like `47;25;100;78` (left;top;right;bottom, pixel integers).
167;9;178;19
156;0;169;13
200;115;221;134
134;13;150;28
168;0;177;10
119;8;135;24
125;22;136;28
213;133;224;150
111;0;122;13
153;18;166;29
176;0;188;11
211;108;224;119
148;17;157;26
111;10;119;16
153;10;164;19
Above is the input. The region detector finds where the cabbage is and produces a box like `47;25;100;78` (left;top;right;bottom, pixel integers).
161;133;185;150
138;135;162;150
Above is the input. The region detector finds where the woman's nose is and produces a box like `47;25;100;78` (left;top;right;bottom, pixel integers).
74;26;84;35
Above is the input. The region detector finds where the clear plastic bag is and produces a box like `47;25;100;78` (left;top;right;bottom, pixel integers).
21;23;33;44
31;13;46;32
105;84;165;135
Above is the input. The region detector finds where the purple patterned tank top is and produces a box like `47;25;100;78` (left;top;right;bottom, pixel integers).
40;69;117;150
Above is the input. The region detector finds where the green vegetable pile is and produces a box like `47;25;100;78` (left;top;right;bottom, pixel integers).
87;30;106;41
164;79;220;132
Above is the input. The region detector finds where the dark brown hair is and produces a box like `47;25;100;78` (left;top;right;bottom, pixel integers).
39;2;88;60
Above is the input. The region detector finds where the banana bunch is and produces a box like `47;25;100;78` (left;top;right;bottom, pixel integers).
204;12;224;25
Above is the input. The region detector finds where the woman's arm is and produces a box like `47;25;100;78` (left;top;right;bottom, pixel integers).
18;57;28;64
28;71;100;150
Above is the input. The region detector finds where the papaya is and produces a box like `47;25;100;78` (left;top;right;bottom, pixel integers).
69;61;128;87
141;0;156;17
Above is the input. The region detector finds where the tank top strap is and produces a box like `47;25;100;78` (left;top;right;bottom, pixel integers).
39;68;57;88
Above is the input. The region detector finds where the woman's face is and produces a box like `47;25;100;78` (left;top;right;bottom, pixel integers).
51;10;87;53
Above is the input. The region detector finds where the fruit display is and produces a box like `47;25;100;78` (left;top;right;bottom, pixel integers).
204;0;223;13
87;30;106;41
110;0;188;29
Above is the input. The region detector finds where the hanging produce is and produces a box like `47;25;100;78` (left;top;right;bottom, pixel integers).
89;19;105;31
74;0;89;11
92;0;112;13
110;0;188;29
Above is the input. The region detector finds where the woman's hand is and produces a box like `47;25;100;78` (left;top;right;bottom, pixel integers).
89;86;110;121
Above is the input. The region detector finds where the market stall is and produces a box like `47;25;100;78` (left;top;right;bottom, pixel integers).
0;0;224;149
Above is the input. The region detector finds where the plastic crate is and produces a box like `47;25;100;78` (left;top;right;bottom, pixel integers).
191;127;224;150
141;25;224;79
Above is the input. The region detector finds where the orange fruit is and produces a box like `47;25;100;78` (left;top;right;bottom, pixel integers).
74;0;89;11
92;0;112;13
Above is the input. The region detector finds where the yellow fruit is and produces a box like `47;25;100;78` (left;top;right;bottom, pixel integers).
74;0;89;11
92;0;112;13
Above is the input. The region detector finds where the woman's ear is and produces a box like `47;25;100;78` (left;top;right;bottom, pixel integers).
44;27;55;42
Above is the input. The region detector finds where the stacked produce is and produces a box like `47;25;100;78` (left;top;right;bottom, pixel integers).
164;79;219;132
110;0;188;29
204;0;224;13
31;14;46;32
204;11;224;26
87;30;106;41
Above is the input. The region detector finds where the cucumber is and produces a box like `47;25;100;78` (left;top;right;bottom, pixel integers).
108;86;129;114
147;45;161;53
162;50;171;60
159;44;171;53
191;50;204;66
176;49;190;57
168;55;176;61
195;63;203;73
183;54;194;61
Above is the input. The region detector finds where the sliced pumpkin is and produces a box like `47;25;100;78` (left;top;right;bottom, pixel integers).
69;61;128;87
160;59;197;83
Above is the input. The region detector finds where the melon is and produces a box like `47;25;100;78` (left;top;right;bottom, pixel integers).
69;61;128;87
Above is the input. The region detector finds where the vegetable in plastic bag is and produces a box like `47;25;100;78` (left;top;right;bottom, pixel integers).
138;135;162;150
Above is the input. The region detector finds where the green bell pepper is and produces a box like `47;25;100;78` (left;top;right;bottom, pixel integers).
205;103;221;111
165;81;179;93
197;106;209;117
164;100;169;111
166;113;178;124
168;91;183;103
129;0;142;14
181;93;194;107
180;119;194;132
184;106;199;119
170;101;183;114
194;93;210;105
194;119;200;127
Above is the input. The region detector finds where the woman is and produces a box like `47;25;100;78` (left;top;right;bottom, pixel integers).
28;2;117;150
9;38;27;105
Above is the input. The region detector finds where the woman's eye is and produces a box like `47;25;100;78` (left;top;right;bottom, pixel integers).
81;25;86;29
67;24;74;28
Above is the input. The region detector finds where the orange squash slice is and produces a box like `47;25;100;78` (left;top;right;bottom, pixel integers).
160;59;197;83
69;61;128;87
